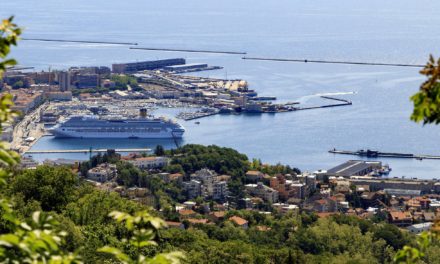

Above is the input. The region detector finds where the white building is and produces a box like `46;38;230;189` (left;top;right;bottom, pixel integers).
128;156;169;170
182;180;202;199
407;222;433;234
87;163;117;182
191;168;217;197
20;157;39;170
213;181;229;201
245;182;279;203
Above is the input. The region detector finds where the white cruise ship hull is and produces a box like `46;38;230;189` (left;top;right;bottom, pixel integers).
51;129;184;139
49;116;185;139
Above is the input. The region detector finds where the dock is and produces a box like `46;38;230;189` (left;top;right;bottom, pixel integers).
329;149;440;160
25;148;151;154
177;111;219;121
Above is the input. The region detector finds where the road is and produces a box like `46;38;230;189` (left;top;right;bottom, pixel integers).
11;102;48;153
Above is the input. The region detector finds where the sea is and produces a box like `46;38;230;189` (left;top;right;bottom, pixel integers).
2;0;440;179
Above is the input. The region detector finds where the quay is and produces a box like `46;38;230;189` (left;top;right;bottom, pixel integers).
25;148;152;154
329;149;440;160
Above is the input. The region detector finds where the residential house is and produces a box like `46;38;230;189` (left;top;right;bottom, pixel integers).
407;222;433;234
178;209;197;219
229;216;249;229
245;182;279;203
182;180;202;199
127;156;169;170
165;221;185;230
87;163;117;182
213;181;229;201
312;197;338;213
246;170;264;183
388;211;413;227
209;211;226;223
186;218;210;226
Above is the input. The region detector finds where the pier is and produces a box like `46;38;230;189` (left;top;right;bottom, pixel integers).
25;148;151;154
177;110;219;121
329;149;440;160
294;96;352;111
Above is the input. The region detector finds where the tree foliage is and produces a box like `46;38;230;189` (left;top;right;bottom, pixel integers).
0;17;183;264
0;17;20;73
411;55;440;124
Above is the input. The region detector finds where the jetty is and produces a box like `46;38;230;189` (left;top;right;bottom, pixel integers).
329;149;440;160
25;148;151;154
294;96;352;111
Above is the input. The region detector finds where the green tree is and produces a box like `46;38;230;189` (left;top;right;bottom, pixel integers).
154;145;165;156
394;55;440;263
411;55;440;124
10;165;78;211
98;211;184;264
12;80;23;89
0;17;183;264
0;17;20;72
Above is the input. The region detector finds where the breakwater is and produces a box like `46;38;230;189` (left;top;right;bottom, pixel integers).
329;149;440;160
22;38;138;46
242;57;425;68
130;47;246;55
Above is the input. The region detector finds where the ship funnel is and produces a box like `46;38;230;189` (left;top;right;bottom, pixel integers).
140;108;147;118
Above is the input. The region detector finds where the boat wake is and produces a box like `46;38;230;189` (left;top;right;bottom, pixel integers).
298;91;356;103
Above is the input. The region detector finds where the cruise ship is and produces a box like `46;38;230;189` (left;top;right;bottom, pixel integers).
49;115;185;139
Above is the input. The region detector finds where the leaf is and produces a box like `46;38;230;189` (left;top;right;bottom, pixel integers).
0;234;20;247
97;246;131;263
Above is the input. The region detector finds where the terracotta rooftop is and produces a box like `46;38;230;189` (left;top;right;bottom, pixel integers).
178;209;196;216
389;211;412;221
316;212;338;218
210;211;226;218
229;216;248;226
187;218;209;225
246;170;262;176
165;221;183;227
256;225;271;231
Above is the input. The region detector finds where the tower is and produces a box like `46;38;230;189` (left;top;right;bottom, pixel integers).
58;71;71;91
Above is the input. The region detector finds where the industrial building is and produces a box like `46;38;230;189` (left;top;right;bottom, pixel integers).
112;58;186;73
163;63;208;72
326;160;382;177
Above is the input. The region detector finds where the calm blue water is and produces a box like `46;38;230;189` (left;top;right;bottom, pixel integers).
3;0;440;178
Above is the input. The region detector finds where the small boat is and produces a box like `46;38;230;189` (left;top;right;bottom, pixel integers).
195;121;200;125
